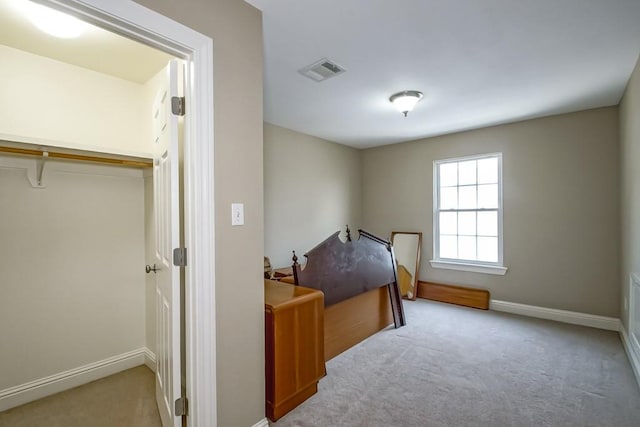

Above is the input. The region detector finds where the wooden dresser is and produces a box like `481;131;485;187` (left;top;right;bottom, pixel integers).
264;279;325;421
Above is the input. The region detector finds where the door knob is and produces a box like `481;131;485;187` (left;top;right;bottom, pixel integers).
145;264;159;274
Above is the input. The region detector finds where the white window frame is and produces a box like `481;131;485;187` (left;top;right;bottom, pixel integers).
430;153;507;275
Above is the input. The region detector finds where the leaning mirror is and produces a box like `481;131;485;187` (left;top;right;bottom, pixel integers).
391;231;422;300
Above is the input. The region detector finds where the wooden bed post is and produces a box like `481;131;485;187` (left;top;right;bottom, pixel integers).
387;243;407;329
291;251;300;286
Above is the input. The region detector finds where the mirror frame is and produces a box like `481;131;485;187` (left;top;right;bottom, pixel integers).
391;231;423;301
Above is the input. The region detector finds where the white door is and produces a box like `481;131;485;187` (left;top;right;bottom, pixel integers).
153;59;182;427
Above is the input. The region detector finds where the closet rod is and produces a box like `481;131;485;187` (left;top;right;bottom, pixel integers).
0;146;152;168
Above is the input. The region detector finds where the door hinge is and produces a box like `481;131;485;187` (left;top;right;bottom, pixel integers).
171;96;185;116
175;396;188;416
173;248;187;267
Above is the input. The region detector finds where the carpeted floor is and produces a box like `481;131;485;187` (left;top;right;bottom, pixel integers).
0;365;161;427
273;299;640;427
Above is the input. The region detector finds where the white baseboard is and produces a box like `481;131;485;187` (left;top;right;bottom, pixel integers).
490;300;621;331
620;325;640;389
251;418;270;427
0;347;152;412
144;348;156;373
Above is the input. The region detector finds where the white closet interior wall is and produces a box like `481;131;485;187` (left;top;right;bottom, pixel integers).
0;44;153;157
0;44;167;404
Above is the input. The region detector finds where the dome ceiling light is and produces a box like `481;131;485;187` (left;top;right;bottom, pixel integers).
389;90;423;117
20;0;89;39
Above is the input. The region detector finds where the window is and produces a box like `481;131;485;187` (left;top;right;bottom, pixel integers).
431;153;507;275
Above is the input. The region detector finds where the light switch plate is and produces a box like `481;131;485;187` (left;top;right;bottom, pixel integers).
231;203;244;226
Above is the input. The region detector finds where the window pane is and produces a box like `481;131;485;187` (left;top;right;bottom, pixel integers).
440;236;457;259
477;211;497;236
458;236;476;260
477;184;498;208
440;187;457;209
440;212;457;235
458;185;476;209
477;237;498;262
458;212;476;236
478;157;498;184
439;163;457;187
435;154;502;265
458;160;477;185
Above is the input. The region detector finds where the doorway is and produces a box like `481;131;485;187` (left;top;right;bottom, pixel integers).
0;9;178;427
0;1;216;425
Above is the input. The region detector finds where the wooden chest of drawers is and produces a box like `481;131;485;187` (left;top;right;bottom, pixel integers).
264;279;325;421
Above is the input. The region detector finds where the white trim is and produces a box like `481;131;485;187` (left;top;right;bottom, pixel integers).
144;348;157;373
182;28;217;427
250;418;270;427
432;152;505;269
0;132;153;159
430;260;508;275
630;273;640;368
39;1;217;426
620;325;640;389
0;348;150;412
490;300;621;331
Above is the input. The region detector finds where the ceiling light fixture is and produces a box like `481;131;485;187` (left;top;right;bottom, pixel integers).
389;90;423;117
21;1;89;39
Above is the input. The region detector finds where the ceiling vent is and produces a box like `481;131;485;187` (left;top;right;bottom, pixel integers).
299;58;346;82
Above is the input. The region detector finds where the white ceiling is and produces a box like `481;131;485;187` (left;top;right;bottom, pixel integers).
246;0;640;148
0;0;172;84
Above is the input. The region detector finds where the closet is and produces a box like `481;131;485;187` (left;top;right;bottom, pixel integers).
0;35;176;412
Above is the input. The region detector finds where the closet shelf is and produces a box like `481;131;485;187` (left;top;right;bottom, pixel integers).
0;146;153;168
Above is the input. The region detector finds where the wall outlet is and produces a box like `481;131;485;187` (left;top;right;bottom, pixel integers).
231;203;244;226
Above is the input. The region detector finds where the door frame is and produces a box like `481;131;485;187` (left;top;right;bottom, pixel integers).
35;1;217;426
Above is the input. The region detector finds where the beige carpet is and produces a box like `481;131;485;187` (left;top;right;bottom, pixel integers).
273;299;640;426
0;365;161;427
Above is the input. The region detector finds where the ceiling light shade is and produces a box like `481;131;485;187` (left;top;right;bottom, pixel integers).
21;1;89;39
389;90;423;117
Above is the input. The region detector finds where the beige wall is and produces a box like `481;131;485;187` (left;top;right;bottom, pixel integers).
132;1;265;425
264;123;362;268
0;45;150;157
0;163;146;390
362;108;620;317
620;56;640;331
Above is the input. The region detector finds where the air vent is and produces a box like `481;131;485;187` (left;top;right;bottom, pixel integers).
299;58;346;82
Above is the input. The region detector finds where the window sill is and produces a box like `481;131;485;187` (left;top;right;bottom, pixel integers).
429;260;508;276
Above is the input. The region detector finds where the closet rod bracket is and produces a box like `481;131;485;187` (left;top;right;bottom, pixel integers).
26;151;48;189
37;151;48;187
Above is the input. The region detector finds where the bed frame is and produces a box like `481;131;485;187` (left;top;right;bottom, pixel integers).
289;227;406;360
